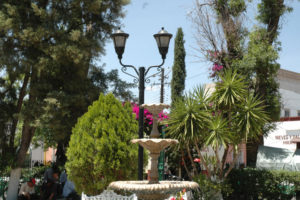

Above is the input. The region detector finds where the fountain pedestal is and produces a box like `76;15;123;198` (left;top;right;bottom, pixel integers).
149;152;159;184
131;138;178;184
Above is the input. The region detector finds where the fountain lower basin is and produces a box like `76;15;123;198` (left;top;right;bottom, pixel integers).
108;138;199;199
108;180;199;200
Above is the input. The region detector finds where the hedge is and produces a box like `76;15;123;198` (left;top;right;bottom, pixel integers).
223;168;300;200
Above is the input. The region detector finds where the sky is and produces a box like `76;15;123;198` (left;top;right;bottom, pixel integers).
101;0;300;104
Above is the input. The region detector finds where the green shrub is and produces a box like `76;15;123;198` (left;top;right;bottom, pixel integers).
21;166;48;181
193;174;233;199
66;93;141;195
223;168;300;200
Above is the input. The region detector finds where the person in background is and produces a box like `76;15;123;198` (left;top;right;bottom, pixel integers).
41;171;59;200
18;178;36;200
44;163;59;183
59;169;67;188
61;172;80;200
62;179;79;200
41;180;57;200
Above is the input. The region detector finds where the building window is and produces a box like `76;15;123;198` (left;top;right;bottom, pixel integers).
298;111;300;117
284;109;290;117
297;142;300;149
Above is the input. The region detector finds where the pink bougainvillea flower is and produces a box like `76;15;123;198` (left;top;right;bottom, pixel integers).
212;63;223;72
170;198;176;200
194;158;201;163
131;103;169;126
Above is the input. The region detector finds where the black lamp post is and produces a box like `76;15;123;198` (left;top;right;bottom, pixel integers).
112;27;172;180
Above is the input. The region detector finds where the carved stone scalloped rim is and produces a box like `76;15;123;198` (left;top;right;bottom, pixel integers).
141;103;170;114
131;138;178;144
131;139;178;153
141;103;170;109
108;180;199;194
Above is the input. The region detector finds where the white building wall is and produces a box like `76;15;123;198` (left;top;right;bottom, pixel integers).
278;69;300;118
279;88;300;117
31;145;44;161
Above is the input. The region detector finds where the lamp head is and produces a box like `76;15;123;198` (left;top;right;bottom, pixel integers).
112;28;129;59
153;27;172;59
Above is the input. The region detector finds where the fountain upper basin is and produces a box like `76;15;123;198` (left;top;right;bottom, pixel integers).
131;139;178;153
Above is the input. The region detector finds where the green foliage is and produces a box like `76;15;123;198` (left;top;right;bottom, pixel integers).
228;0;247;17
211;70;269;143
236;94;270;141
257;0;290;26
66;93;139;195
211;70;247;109
165;70;270;181
223;168;300;200
171;28;186;106
205;115;232;148
21;166;48;181
193;174;233;200
192;0;290;169
232;28;281;121
166;90;210;144
0;0;133;169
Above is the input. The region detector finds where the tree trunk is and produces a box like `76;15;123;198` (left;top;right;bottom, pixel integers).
194;142;212;178
56;141;67;166
181;149;192;180
224;148;240;178
7;66;37;200
186;144;198;176
246;137;263;167
9;72;30;151
6;168;21;200
266;0;284;44
7;124;35;200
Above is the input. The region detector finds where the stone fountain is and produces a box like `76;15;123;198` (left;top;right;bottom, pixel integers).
108;104;199;200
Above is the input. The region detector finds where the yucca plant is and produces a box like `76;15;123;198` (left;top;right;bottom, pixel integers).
165;86;211;176
210;69;248;112
235;93;270;142
165;69;270;182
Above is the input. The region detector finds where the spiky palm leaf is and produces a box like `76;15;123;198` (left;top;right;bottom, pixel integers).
236;93;270;142
192;85;210;108
165;94;210;145
211;69;247;109
205;115;232;148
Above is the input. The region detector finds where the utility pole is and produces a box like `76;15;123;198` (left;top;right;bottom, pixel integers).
150;68;170;104
160;68;165;103
158;67;170;181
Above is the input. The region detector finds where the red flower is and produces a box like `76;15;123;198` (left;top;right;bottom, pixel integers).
193;158;201;163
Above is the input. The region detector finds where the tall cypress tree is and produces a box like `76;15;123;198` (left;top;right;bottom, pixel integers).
171;28;186;106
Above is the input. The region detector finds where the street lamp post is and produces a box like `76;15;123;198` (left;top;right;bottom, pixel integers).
112;27;172;180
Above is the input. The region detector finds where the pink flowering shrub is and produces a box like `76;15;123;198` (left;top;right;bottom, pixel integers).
210;63;224;78
207;50;224;78
131;103;169;135
132;103;169;124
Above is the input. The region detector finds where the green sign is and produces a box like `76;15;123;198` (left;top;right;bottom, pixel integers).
158;126;165;181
